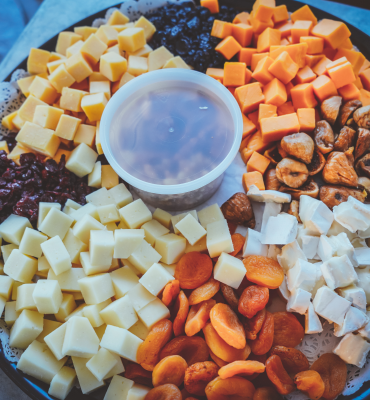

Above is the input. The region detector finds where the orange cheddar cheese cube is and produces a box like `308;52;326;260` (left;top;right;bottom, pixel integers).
291;20;313;44
27;48;51;75
272;5;289;24
215;36;242;60
258;104;277;122
200;0;219;14
270;43;308;68
291;5;318;25
277;101;295;116
312;57;332;76
206;68;224;83
263;78;287;107
252;0;275;23
118;28;146;53
295;65;316;84
247;151;270;174
235;82;265;114
334;48;366;76
359;60;370;75
224;62;246;87
55;114;81;140
211;20;233;39
29;77;58;104
81;34;108;65
300;36;324;55
252;56;274;85
275;20;293;38
268;51;299;85
260;113;300;142
360;69;370;91
134;16;156;41
233;12;250;25
243;171;265;191
241;130;271;163
328;62;356;89
338;83;361;101
311;75;338;101
65;52;93;83
96;25;119;47
33;106;64;130
291;83;318;109
100;53;127;82
257;28;281;53
107;9;130;25
239;48;258;67
286;82;294;100
242;114;257;139
251;53;269;71
232;23;253;47
311;19;351;50
60;87;88;112
248;110;259;126
297;108;315;132
81;93;107;122
305;55;324;69
326;56;348;71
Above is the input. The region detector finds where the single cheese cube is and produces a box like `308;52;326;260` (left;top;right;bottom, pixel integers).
114;229;145;259
127;384;150;400
175;214;207;246
128;283;156;312
17;75;37;97
44;323;67;360
86;187;115;207
185;236;208;254
207;219;234;258
86;348;118;382
155;234;186;265
64;303;87;321
62;228;88;265
29;76;58;104
119;199;152;229
101;165;119;189
72;214;105;244
104;375;134;400
65;39;84;58
134;16;156;41
107;9;130;25
47;59;66;74
65;52;93;83
10;280;22;300
0;275;14;300
66;143;98;177
9;309;43;349
90;230;114;268
148;46;173;71
33;105;64;130
96;25;118;46
90;80;111;100
100;295;138;329
16;283;37;311
74;124;96;147
83;299;111;328
198;204;225;230
49;64;75;93
139;263;174;296
80;34;107;65
18;95;48;122
38;202;61;228
172;214;199;234
81;92;107;122
48;267;86;293
128;55;148;76
60;87;87;112
5;301;21;327
142;220;169;246
118;28;146;52
163;56;190;69
54;114;81;141
109;183;133;208
27;48;50;74
72;356;105;394
41;236;71;276
137;297;170;329
97;204;120;224
39;207;73;240
128;240;162;274
112;71;135;93
4;250;37;283
321;255;358;290
100;52;127;82
0;214;31;245
153;208;172;229
334;332;370;368
287;288;311;314
55;293;76;322
1;111;18;131
88;161;102;188
33;279;63;314
111;266;139;299
49;366;77;400
214;252;246;289
78;273;114;305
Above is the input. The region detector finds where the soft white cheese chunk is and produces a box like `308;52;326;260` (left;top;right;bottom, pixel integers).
48;366;76;400
277;240;307;272
262;213;298;245
100;295;138;330
287;259;317;293
175;214;206;246
261;203;282;234
198;204;224;229
206;219;234;258
139;263;174;296
327;219;357;241
299;195;333;236
0;214;32;245
351;237;368;248
337;284;367;312
113;229;145;259
358;312;370;340
247;185;291;203
214;252;246;289
299;235;319;260
317;235;336;262
41;236;72;276
334;306;369;337
333;196;370;233
89;230;114;268
320;255;358;290
242;229;268;258
354;247;370;266
358;225;370;239
287;288;311;314
72;356;105;395
331;233;358;267
267;245;281;261
333;332;370;368
305;302;323;334
110;266;139;299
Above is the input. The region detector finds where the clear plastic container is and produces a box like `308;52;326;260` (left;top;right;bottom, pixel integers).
100;69;243;210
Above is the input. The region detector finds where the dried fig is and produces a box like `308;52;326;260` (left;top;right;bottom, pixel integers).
287;200;301;222
307;149;326;176
264;146;282;166
265;169;281;191
276;158;309;188
321;96;342;126
356;153;370;178
333;126;356;152
339;99;362;127
281;133;315;164
322;149;358;187
358;176;370;191
314;121;334;154
355;128;370;160
277;143;288;158
319;185;366;209
279;179;319;200
354;105;370;128
221;193;255;228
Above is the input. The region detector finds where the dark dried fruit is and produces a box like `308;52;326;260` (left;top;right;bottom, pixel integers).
322;149;358;187
339;99;362;127
264;146;282;166
355;128;370;160
314;121;335;154
354;105;370;128
307;149;326;176
279;179;319;200
220;283;239;312
270;346;309;375
276;158;309;188
280;133;315;164
319;185;366;209
356;153;370;178
265;169;281;191
334;126;356;152
321;96;342;126
221;192;255;228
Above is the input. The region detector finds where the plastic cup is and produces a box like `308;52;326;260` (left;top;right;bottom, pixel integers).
100;68;242;211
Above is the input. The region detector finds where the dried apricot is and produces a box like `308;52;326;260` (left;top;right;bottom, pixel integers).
238;286;269;319
160;336;209;366
266;355;295;395
173;291;189;337
203;322;251;363
220;283;239;312
145;383;182;400
253;387;283;400
218;361;265;379
209;349;228;367
137;319;173;371
185;299;216;337
310;353;347;400
243;256;284;289
162;280;180;307
210;303;246;349
229;233;246;257
295;370;325;400
205;376;256;400
184;361;219;396
189;278;220;305
236;276;254;297
270;346;309;374
249;311;274;356
272;312;304;348
175;252;213;289
152;355;188;387
125;363;152;387
244;309;266;341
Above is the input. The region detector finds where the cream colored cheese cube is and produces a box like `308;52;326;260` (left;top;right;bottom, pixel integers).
100;325;143;362
49;64;75;93
198;204;225;229
139;263;174;296
65;40;84;58
66;52;93;83
88;161;102;188
63;228;88;264
66;143;98;178
78;273;115;305
100;52;127;82
163;56;191;69
29;76;58;104
11;280;22;301
86;187;116;207
152;208;172;229
97;204;120;224
148;46;173;71
74;124;96;148
55;293;76;322
129;319;149;341
80;34;108;65
171;211;198;234
96;25;119;47
60;87;87;112
9;309;43;349
89;71;107;82
38;202;61;228
207;219;234;258
101;165;119;189
44;323;67;360
74;26;97;41
5;301;20;327
109;183;133;208
90;230;114;268
39;208;74;240
33;105;64;130
83;299;111;327
90;80;111;100
36;319;62;343
86;348;118;381
142;220;169;246
137;298;170;329
128;283;156;312
185;236;208;254
119;199;152;229
4;249;37;283
8;144;34;164
114;229;145;259
70;203;99;223
155;234;186;265
72;214;105;244
0;214;32;245
128;56;148;76
41;236;72;276
108;9;130;25
48;267;86;292
100;295;138;329
80;252;110;276
18;95;47;122
0;275;14;300
33;279;63;314
56;32;82;56
214;252;246;289
17;340;67;384
110;266;139;299
49;366;77;400
27;48;51;74
81;92;107;122
104;375;134;400
175;214;207;246
55;114;81;140
19;227;47;258
72;356;105;394
16;283;37;311
63;199;82;215
128;240;162;274
118;28;146;53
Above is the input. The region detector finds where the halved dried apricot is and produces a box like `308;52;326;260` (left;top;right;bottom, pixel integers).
173;291;189;337
243;256;284;289
175;252;213;289
244;309;266;341
145;383;182;400
266;355;295;395
294;370;325;400
249;311;274;356
218;361;265;379
185;299;216;337
210;303;246;349
124;363;152;387
152;355;188;387
162;280;180;307
209;349;229;368
205;376;256;400
270;346;309;374
253;387;283;400
272;312;304;348
239;286;269;319
189;278;220;305
220;283;239;312
184;361;219;396
229;233;246;257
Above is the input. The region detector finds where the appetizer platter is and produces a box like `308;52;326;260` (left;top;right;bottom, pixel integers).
1;0;370;399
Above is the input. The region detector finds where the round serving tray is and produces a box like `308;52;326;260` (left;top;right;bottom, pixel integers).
2;0;370;399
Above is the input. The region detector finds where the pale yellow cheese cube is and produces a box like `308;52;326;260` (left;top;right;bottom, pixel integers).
27;48;51;74
70;203;99;222
1;111;18;131
63;228;88;264
127;282;156;312
171;210;198;234
139;263;174;296
89;71;106;82
198;204;225;229
164;56;191;69
63;199;82;214
41;236;72;276
128;320;149;341
81;34;108;65
55;293;76;322
39;207;73;240
112;71;135;93
5;301;20;327
49;64;76;93
81;92;107;122
88;161;102;188
19;227;47;258
4;250;37;283
72;356;105;394
60;87;87;112
56;32;82;56
152;208;172;229
105;375;134;400
0;275;13;300
96;25;118;47
11;280;22;300
128;55;148;76
214;252;246;289
89;80;111;100
207;219;234;258
127;44;153;58
119;199;152;229
110;266;139;299
113;229;144;259
10;309;43;349
86;187;116;207
100;295;138;329
48;267;86;292
33;279;63;314
107;9;130;25
73;124;96;147
66;40;84;58
74;26;97;41
176;214;207;246
0;214;31;245
18;95;47;122
36;319;62;343
109;183;133;208
155;234;186;265
83;299;111;327
47;59;66;74
66;142;98;177
72;214;105;244
11;115;26;131
128;240;162;274
17;75;37;97
65;52;93;83
29;76;58;104
118;28;146;53
101;165;119;189
105;43;125;57
49;366;77;400
100;52;127;82
185;236;208;254
97;204;120;224
33;105;64;130
142;220;169;246
86;348;118;381
90;230;114;268
137;298;170;329
134;16;156;41
38;202;61;228
17;340;67;384
54;114;81;141
78;273;115;305
16;284;37;312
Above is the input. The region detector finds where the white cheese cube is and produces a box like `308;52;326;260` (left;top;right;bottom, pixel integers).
100;295;138;329
39;208;73;240
206;219;233;258
9;309;44;349
299;235;319;260
38;203;61;228
267;245;281;261
119;199;152;229
114;229;145;259
49;366;76;400
16;283;37;311
62;228;88;264
214;252;245;289
198;204;224;230
100;325;143;362
352;237;367;248
83;299;111;327
17;340;66;384
313;286;351;324
122;259;141;276
261;203;282;234
2;244;18;264
110;266;139;299
103;352;125;380
80;252;110;276
287;288;311;314
41;236;72;276
359;312;370;340
62;316;99;358
88;161;102;188
333;332;370;368
155;234;185;265
327;219;357;240
72;356;105;394
317;235;335;262
33;279;63;314
320;255;358;290
171;211;198;234
90;230;114;268
48;267;86;292
0;214;32;245
72;214;105;244
19;227;48;258
86;187;115;207
128;239;162;274
0;275;14;300
287;259;317;293
66;143;98;177
142;219;170;246
139;263;174;296
175;214;207;246
337;284;367;312
331;232;358;267
334;306;369;337
129;320;150;341
127;384;151;400
153;208;172;229
104;375;134;400
311;264;325;297
299;195;333;235
128;283;156;312
247;185;291;203
38;256;51;273
305;302;323;334
4;249;37;283
5;301;20;327
277;240;307;272
137;297;170;329
108;183;133;208
354;247;370;267
65;199;82;211
262;213;298;245
97;204;120;224
334;198;370;233
78;273;115;305
86;348;118;382
55;293;76;322
44;323;67;360
185;236;208;254
70;203;99;222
